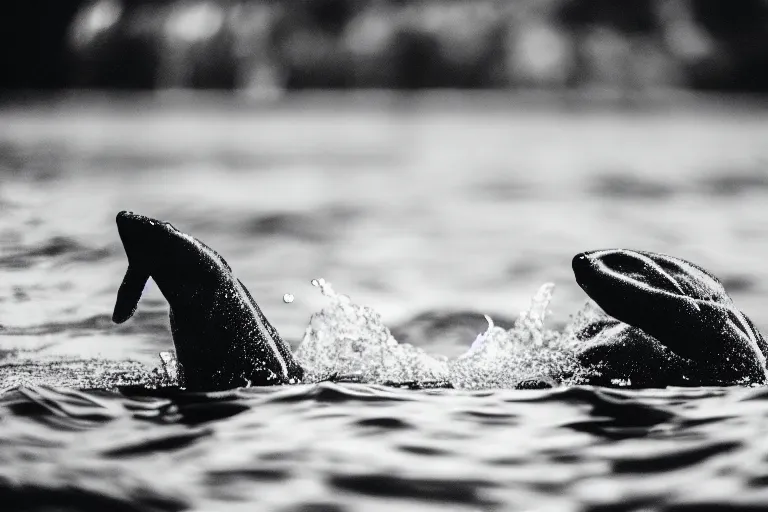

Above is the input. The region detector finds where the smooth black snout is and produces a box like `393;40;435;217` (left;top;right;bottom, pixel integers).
116;211;156;230
572;252;593;288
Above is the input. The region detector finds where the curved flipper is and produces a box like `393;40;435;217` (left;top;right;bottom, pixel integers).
112;265;150;324
111;211;305;390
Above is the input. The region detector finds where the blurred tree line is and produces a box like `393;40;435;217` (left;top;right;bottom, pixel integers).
2;0;768;93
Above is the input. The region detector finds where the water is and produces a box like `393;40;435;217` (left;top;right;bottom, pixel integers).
1;93;768;511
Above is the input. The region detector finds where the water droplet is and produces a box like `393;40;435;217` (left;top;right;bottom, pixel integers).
283;293;294;304
311;279;319;287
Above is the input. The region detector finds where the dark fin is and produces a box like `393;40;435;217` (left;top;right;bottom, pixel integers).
168;309;187;387
742;314;768;359
169;307;178;337
235;279;304;383
237;279;289;354
112;265;150;324
199;240;231;273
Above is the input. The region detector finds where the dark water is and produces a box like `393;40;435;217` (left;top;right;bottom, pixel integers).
5;383;768;511
1;94;768;511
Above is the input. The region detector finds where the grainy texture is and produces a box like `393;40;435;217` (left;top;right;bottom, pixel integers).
1;95;768;510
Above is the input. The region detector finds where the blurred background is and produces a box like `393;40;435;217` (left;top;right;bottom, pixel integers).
0;0;768;359
2;6;768;511
2;0;768;95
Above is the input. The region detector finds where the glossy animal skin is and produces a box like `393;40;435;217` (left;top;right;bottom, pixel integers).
572;249;768;386
112;211;304;390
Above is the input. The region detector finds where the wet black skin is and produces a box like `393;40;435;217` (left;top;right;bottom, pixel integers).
112;211;304;391
574;312;703;387
572;249;768;386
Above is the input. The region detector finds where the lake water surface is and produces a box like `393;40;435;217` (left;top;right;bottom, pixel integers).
1;94;768;511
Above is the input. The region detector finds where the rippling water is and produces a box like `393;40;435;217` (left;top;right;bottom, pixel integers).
6;383;768;511
1;94;768;511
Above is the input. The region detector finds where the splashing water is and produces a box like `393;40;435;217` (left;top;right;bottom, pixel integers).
146;279;588;390
295;279;584;389
448;283;581;389
295;279;450;385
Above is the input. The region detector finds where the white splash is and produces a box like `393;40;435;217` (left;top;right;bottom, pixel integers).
295;278;449;385
449;283;580;389
154;279;586;390
295;279;581;389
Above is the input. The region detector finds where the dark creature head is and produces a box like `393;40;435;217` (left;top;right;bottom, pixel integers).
573;249;766;385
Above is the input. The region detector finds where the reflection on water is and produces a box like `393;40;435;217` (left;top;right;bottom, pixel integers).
1;95;768;510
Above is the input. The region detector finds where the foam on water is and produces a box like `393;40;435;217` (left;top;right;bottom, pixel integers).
0;279;599;393
295;279;584;389
295;278;451;385
449;283;583;389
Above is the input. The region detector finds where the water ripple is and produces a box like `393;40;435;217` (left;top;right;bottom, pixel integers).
0;483;187;512
101;427;213;457
0;237;112;269
0;379;766;510
328;474;498;506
